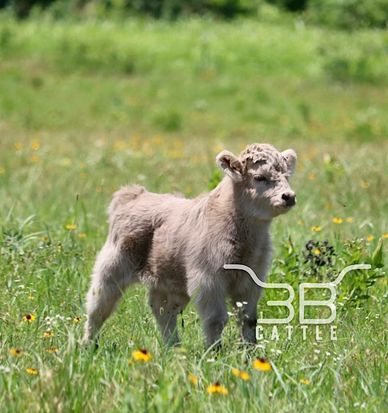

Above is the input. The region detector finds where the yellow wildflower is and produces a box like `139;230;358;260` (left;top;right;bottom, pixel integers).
9;348;23;357
26;368;39;376
14;143;22;151
345;217;354;223
207;382;228;395
312;248;321;256
311;226;322;232
78;232;87;239
300;378;311;385
188;373;199;385
47;347;59;354
366;235;374;242
252;358;272;372
114;140;126;151
152;135;163;145
231;368;250;381
23;313;36;323
132;348;152;362
43;330;54;338
65;223;77;231
383;233;388;239
72;316;81;324
30;155;40;163
31;140;40;151
332;217;343;224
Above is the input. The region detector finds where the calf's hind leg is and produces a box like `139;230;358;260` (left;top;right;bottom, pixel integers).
83;243;136;344
149;287;189;346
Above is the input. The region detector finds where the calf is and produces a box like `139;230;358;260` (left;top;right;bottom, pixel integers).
83;143;297;347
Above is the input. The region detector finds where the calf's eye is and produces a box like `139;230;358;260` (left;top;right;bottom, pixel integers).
254;175;268;183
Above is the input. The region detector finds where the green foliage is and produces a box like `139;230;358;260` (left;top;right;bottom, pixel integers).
207;168;223;190
308;0;388;30
2;0;388;31
273;237;386;308
265;0;307;12
337;239;384;303
1;0;261;18
153;108;182;132
55;34;137;74
99;0;259;19
7;0;57;18
318;32;388;84
371;237;384;268
206;0;259;18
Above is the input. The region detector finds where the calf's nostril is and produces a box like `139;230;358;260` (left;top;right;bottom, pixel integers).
282;193;296;206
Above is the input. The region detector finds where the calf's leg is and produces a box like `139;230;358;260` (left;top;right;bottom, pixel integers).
149;287;189;346
83;243;136;344
230;280;262;344
195;287;228;349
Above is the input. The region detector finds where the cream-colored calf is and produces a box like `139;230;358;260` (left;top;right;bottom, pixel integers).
83;143;297;348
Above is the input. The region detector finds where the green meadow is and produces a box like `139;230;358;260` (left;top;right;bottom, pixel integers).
0;14;387;412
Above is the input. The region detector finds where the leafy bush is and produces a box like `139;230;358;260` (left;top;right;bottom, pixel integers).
2;0;388;31
265;0;307;12
272;237;384;306
6;0;57;18
1;0;261;18
153;108;182;131
308;0;388;30
319;34;388;83
90;0;260;19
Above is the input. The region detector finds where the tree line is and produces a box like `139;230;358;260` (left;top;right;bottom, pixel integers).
0;0;386;29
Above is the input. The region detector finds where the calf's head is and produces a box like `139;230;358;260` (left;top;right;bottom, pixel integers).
216;143;297;220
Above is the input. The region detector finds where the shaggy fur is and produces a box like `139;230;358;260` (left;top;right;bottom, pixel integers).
83;143;297;347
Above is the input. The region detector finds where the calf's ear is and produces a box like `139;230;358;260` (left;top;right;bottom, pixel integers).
282;149;297;175
216;150;244;182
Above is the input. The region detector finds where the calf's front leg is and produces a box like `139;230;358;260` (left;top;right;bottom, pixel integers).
229;277;263;344
195;287;228;349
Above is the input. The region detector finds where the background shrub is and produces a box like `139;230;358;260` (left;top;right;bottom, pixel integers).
265;0;307;12
2;0;261;19
308;0;388;30
2;0;388;30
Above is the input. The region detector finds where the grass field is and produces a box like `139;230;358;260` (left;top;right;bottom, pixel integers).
0;14;387;413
